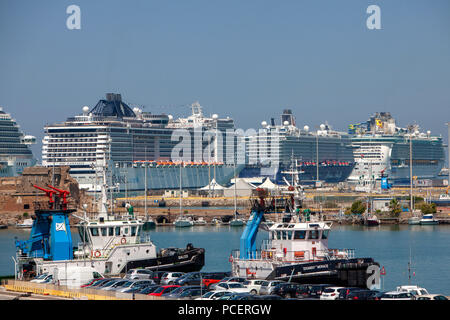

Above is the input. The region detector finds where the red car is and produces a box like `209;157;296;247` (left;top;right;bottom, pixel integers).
149;285;180;296
80;278;105;288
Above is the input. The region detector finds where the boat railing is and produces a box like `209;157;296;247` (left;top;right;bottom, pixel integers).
232;247;355;263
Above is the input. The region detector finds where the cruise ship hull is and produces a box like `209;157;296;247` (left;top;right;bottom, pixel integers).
74;164;244;194
240;163;355;184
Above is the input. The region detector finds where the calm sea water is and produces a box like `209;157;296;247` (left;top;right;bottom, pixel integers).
1;224;449;294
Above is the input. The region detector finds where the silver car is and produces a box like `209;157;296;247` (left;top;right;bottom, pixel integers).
124;268;154;280
115;280;155;292
160;272;185;285
102;279;130;291
258;280;285;295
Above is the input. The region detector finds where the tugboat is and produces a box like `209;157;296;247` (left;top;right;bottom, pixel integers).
230;175;379;287
14;161;204;280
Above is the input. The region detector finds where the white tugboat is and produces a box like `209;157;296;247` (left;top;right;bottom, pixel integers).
230;181;379;287
14;161;204;280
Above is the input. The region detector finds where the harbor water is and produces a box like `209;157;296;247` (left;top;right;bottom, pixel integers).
1;224;449;295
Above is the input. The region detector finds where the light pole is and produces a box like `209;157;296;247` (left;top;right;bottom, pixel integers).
409;134;414;212
447;122;450;187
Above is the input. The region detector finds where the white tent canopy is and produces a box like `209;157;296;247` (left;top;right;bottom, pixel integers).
224;178;256;197
258;177;279;190
200;178;225;190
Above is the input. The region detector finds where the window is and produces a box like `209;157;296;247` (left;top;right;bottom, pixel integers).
131;226;137;236
90;228;99;236
287;231;293;240
309;230;319;240
293;230;306;240
124;228;129;235
108;227;114;236
115;227;121;236
322;230;329;239
101;228;107;236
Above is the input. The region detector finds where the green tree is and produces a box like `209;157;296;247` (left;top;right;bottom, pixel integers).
350;200;366;215
417;202;437;214
389;198;402;217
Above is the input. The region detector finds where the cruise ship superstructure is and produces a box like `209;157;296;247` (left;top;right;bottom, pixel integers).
0;107;36;176
240;109;355;184
42;93;241;193
348;112;446;185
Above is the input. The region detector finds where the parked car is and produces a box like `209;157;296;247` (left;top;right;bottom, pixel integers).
149;285;181;296
116;280;155;293
271;283;305;298
258;295;283;300
136;285;161;295
307;284;334;298
213;282;251;293
173;272;204;286
336;287;364;300
243;279;265;295
87;278;115;288
229;293;259;300
320;287;346;300
160;272;185;285
416;294;448;300
172;288;204;300
346;290;380;300
151;271;168;284
294;284;316;299
81;278;105;288
124;268;154;280
259;280;286;295
102;279;130;291
96;278;122;289
30;273;53;283
217;292;237;300
163;286;202;298
196;291;232;300
396;285;429;297
379;291;415;300
208;277;247;290
201;272;231;289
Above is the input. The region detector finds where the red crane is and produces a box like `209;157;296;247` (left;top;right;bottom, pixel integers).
32;185;70;210
33;185;56;209
47;185;70;210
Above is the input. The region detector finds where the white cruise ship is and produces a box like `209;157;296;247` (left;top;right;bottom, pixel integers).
0;107;36;176
348;112;446;185
42;93;241;193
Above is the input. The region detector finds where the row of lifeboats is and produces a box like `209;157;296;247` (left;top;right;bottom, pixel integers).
132;160;225;166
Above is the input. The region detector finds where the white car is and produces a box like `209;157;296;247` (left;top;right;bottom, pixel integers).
320;287;345;300
416;294;448;301
213;282;251;294
30;273;53;283
243;279;265;295
380;291;415;300
160;272;185;285
196;291;232;300
396;285;429;297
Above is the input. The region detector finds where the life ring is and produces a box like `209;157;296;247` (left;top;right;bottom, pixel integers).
94;250;101;258
121;237;127;244
229;254;233;263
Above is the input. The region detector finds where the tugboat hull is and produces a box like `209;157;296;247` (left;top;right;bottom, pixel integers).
122;247;205;273
268;258;379;288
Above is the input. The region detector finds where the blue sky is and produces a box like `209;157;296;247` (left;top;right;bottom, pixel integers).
0;0;449;160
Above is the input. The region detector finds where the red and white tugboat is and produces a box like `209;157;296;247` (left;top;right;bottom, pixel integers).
231;184;379;287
